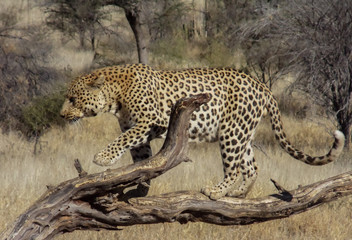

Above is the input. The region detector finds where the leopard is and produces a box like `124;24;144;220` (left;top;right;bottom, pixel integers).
60;63;345;200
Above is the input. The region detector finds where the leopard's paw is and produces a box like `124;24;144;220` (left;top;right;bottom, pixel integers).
93;149;116;166
201;185;227;200
201;185;212;197
226;189;247;198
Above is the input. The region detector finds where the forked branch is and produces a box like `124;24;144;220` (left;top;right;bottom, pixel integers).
2;93;352;240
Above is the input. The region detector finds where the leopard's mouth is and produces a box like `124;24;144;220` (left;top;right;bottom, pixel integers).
60;113;82;123
68;117;81;123
64;110;97;123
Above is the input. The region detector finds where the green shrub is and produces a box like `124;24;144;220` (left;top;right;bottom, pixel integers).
21;91;65;137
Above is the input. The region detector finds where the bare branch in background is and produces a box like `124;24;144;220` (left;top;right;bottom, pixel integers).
238;0;352;147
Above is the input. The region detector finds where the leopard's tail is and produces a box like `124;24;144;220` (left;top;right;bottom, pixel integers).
266;94;344;165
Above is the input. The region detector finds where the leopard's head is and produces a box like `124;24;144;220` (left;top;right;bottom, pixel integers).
60;73;106;121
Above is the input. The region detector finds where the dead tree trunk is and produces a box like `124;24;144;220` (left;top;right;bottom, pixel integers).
2;93;352;240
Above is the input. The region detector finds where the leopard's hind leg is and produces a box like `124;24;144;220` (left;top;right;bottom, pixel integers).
226;143;258;198
201;120;250;200
201;103;261;200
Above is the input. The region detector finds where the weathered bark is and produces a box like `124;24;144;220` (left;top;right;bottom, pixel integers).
2;93;352;240
105;172;352;226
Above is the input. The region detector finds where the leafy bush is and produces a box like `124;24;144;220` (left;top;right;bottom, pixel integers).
21;91;65;137
0;4;62;135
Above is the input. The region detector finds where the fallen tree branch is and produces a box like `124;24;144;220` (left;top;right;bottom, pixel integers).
88;170;352;226
2;93;352;240
1;93;211;239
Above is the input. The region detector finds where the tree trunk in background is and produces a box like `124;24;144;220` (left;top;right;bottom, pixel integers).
103;0;150;64
124;5;149;64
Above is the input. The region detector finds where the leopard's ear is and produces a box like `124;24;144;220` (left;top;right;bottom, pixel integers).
86;75;105;88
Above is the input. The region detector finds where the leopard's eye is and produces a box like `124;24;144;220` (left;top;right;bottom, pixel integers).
69;97;76;104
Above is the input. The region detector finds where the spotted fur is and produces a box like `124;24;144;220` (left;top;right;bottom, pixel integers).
60;64;345;199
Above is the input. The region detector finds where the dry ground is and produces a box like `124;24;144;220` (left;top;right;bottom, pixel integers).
1;113;351;240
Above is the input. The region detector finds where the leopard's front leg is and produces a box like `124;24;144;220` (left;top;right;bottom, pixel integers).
93;122;166;166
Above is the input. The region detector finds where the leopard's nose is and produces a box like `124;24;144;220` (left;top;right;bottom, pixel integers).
59;110;66;118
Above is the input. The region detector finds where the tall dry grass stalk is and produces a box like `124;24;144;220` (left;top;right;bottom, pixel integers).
1;113;351;239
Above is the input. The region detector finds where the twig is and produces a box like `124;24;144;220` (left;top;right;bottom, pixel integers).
74;159;88;178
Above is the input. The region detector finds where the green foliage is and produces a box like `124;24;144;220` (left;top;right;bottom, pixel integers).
21;91;65;137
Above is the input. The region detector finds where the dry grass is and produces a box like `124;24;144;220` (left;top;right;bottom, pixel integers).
1;113;351;239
